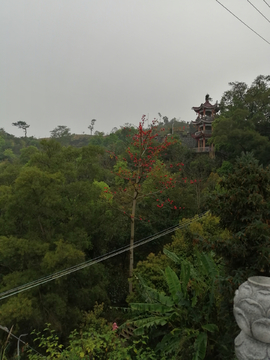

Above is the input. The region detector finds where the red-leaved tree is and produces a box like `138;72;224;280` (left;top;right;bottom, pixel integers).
105;116;185;292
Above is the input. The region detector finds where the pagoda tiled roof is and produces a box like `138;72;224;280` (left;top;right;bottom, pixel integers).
192;100;219;113
191;115;215;125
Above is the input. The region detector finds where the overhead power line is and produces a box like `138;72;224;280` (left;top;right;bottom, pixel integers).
0;325;45;359
263;0;270;9
247;0;270;23
0;212;208;301
216;0;270;46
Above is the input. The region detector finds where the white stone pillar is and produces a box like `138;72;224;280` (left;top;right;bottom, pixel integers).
234;276;270;359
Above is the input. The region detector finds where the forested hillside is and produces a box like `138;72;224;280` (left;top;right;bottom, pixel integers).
0;75;270;359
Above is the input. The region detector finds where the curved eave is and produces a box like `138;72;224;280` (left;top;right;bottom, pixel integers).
192;119;215;126
192;132;212;139
192;102;220;114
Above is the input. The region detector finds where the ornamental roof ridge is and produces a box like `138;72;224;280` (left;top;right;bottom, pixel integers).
192;98;219;114
191;115;215;125
192;102;218;110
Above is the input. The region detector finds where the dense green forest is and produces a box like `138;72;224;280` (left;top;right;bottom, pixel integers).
0;75;270;359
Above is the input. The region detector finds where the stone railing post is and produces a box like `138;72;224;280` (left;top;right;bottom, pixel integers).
234;276;270;359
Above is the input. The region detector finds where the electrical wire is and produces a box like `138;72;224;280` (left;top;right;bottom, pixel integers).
216;0;270;45
0;325;45;359
0;212;208;301
247;0;270;23
0;215;204;299
263;0;270;9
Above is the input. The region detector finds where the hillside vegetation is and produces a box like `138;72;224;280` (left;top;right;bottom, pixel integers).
0;75;269;359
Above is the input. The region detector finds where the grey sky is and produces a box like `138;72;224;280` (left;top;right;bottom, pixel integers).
1;0;270;138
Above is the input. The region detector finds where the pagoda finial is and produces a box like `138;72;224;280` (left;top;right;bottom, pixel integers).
205;94;212;102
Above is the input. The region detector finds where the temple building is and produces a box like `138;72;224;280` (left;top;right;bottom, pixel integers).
191;94;219;155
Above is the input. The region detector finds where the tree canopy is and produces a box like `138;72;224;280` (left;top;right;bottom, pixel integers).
1;75;270;359
211;75;270;164
12;121;30;137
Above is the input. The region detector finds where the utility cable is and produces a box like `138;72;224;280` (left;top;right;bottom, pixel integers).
263;0;270;9
0;212;208;301
247;0;270;23
0;215;204;299
0;325;45;359
216;0;270;45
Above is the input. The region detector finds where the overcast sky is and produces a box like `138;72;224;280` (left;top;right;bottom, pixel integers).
1;0;270;138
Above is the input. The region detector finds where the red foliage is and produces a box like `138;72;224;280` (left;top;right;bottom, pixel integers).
104;115;190;219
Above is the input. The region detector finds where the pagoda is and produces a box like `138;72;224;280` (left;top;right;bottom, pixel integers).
191;94;219;154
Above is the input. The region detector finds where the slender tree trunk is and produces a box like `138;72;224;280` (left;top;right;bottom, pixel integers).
129;134;143;293
129;194;137;293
